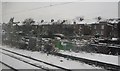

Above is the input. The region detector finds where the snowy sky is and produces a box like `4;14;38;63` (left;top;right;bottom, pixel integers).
0;2;2;23
2;0;119;23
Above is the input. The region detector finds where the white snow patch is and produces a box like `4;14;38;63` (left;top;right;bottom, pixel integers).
0;45;101;69
59;50;119;66
1;53;40;69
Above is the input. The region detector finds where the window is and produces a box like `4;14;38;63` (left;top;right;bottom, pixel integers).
101;25;104;29
79;26;82;29
94;25;96;29
101;31;103;35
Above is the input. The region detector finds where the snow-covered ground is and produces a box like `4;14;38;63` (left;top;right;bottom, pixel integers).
0;47;2;71
1;49;58;69
0;45;101;69
59;50;119;66
0;53;40;69
1;63;11;69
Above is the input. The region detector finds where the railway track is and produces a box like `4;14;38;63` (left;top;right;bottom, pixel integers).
52;52;120;70
0;48;71;71
1;47;118;70
0;61;18;71
1;51;50;71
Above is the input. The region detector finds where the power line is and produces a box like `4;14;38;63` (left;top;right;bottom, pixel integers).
5;2;73;16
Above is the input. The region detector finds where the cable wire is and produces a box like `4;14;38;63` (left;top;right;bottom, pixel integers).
5;2;73;16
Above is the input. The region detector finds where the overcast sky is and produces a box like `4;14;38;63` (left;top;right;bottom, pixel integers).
0;2;2;23
2;2;118;23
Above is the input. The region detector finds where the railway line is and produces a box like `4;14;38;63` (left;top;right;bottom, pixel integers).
53;52;120;70
1;46;117;71
0;48;72;71
0;61;18;71
1;52;51;71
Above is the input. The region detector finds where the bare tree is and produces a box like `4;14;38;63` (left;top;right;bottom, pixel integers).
80;17;84;21
96;16;102;22
23;18;35;25
22;18;35;36
9;17;14;24
51;19;54;23
76;16;84;22
41;20;44;23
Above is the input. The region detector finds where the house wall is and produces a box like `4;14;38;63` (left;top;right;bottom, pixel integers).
90;22;113;38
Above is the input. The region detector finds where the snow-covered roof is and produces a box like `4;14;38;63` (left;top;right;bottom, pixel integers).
72;18;101;24
108;20;118;24
18;23;24;26
54;33;64;36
